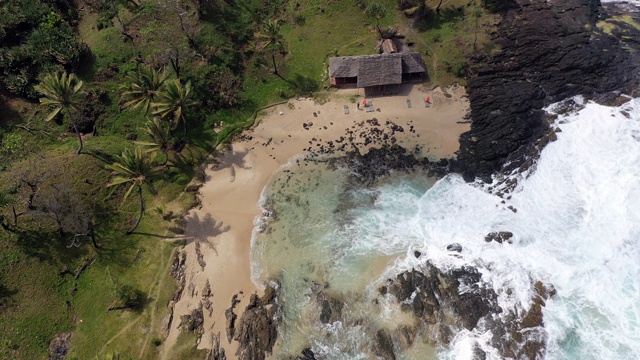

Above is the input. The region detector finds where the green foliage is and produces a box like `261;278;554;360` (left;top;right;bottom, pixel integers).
188;64;242;111
152;80;198;133
106;147;162;200
117;284;147;312
120;65;168;115
1;133;23;155
0;2;85;97
365;2;388;24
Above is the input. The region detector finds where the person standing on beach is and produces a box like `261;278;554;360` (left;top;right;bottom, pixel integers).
357;102;360;110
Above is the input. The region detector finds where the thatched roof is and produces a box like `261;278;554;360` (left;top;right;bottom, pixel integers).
329;52;426;88
382;39;397;54
401;52;427;74
329;57;359;78
357;55;402;87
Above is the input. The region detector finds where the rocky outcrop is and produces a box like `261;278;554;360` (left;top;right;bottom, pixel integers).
225;294;240;343
295;348;317;360
485;231;513;244
315;291;344;324
380;258;556;359
206;333;227;360
457;0;640;182
233;285;279;360
383;262;498;335
180;303;204;333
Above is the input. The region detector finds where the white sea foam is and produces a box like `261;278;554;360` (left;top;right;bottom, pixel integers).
340;97;640;358
252;97;640;358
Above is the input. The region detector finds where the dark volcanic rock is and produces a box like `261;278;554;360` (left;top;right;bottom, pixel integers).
233;285;279;360
315;290;344;324
382;262;555;358
457;0;640;182
485;231;514;244
387;263;497;332
373;329;397;360
180;303;205;333
295;348;317;360
447;243;463;252
206;333;227;360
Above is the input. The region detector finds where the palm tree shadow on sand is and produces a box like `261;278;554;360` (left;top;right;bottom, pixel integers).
202;147;252;182
183;212;230;255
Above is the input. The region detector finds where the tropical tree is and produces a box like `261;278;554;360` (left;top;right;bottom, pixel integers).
152;79;198;139
256;20;286;80
120;65;168;114
106;147;162;234
135;117;174;165
34;71;86;154
365;3;387;25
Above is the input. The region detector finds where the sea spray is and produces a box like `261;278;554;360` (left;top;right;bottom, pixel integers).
251;97;640;359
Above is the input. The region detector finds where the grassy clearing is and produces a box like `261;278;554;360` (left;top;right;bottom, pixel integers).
408;0;500;86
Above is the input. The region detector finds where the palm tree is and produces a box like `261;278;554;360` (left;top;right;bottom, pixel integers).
120;65;168;115
106;147;162;234
135;117;173;165
34;71;86;154
152;79;198;140
256;20;286;80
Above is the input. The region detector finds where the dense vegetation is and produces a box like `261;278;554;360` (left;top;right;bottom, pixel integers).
0;0;498;358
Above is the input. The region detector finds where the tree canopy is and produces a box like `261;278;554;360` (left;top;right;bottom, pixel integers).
0;0;85;97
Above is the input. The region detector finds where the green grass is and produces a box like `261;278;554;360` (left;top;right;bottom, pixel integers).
410;0;499;86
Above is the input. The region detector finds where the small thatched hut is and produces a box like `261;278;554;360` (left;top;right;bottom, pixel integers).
329;52;426;93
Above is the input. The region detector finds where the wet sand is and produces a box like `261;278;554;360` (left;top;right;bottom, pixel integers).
161;84;470;359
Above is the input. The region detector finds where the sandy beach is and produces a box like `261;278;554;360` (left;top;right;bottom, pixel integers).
161;83;470;359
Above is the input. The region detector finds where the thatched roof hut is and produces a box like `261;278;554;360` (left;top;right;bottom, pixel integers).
329;52;426;89
381;39;397;54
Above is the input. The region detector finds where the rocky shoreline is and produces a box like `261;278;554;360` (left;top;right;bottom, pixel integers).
457;0;640;182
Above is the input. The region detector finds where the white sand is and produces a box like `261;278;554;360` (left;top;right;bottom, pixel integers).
161;84;470;359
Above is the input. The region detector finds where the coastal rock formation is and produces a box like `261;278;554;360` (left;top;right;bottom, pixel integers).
382;263;498;335
458;0;640;182
233;285;279;360
379;260;556;359
485;231;514;244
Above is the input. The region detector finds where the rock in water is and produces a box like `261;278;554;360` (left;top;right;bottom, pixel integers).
484;231;514;244
373;329;396;360
381;261;554;359
447;243;463;252
295;348;317;360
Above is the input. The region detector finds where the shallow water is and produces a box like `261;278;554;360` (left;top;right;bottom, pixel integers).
252;97;640;359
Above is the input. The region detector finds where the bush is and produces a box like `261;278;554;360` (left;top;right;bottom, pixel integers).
0;2;85;97
118;284;147;312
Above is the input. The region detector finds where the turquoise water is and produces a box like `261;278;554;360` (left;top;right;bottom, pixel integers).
252;97;640;359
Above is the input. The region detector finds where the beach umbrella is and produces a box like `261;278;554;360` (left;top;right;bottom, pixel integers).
363;99;367;106
425;96;431;103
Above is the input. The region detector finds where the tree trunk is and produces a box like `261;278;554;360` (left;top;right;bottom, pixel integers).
170;49;181;80
126;186;144;235
67;109;84;154
0;215;17;233
182;115;188;140
271;48;288;82
271;45;279;76
436;0;443;15
89;226;100;249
